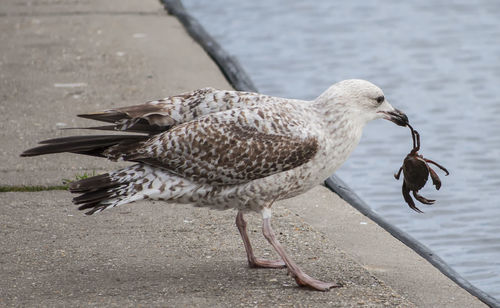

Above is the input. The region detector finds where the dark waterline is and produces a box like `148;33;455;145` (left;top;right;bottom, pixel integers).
182;0;500;300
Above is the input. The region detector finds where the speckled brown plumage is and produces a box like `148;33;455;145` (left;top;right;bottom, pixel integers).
21;79;408;291
22;80;404;216
104;108;319;185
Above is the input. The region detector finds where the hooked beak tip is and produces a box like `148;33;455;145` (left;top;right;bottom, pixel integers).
380;109;409;127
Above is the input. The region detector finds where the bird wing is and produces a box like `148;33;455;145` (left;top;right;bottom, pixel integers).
104;105;319;185
76;87;266;134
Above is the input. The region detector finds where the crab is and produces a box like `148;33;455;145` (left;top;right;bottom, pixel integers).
394;125;449;212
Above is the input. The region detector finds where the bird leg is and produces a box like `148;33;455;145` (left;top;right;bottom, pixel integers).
261;208;340;291
235;211;286;268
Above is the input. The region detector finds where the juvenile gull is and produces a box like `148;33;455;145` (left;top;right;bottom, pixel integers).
22;79;408;291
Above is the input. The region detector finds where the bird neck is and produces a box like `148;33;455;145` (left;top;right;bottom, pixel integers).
309;100;365;163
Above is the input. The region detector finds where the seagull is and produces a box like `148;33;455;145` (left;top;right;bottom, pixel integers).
22;79;408;291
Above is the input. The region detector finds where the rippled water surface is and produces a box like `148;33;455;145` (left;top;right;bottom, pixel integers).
182;0;500;299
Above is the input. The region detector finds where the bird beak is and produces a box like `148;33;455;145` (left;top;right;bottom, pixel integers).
379;109;409;127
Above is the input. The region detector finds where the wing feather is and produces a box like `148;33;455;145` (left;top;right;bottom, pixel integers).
105;106;319;185
76;87;265;135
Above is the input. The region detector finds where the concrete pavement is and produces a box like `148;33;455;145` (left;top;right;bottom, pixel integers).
2;191;410;307
0;0;486;307
0;0;230;186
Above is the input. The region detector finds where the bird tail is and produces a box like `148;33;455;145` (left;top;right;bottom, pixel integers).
69;164;183;215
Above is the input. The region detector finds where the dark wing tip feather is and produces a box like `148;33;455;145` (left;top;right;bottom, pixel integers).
77;111;127;123
21;135;148;158
37;135;146;145
20;149;39;157
61;124;165;134
77;112;170;134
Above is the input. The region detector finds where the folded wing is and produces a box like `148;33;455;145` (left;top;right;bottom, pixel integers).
76;87;265;135
104;107;319;185
22;89;316;186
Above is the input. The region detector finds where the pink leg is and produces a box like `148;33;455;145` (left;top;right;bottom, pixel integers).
261;209;340;291
235;211;286;268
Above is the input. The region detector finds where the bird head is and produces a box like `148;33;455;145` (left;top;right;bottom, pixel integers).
316;79;408;127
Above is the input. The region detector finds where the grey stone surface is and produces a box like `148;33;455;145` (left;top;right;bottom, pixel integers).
1;191;411;307
0;0;230;186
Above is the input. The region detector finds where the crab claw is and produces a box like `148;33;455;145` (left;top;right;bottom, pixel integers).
428;167;442;190
402;182;423;213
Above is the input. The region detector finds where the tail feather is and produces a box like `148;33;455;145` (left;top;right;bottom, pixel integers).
68;164;176;215
73;189;119;205
69;174;120;193
69;170;133;215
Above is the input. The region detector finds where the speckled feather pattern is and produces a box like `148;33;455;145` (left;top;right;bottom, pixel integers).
59;80;396;214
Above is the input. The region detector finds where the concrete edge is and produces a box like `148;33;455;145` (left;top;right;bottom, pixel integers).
158;1;499;307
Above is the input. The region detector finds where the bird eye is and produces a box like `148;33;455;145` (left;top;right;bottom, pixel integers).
376;96;385;104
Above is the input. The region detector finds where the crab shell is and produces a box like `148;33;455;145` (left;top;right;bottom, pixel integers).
402;154;429;191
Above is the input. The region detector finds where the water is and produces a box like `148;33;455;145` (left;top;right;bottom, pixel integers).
182;0;500;299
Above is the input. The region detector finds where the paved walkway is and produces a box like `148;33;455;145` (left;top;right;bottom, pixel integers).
0;0;485;307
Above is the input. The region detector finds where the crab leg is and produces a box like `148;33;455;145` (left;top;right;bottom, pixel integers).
424;159;450;176
407;124;420;151
413;191;435;205
413;130;421;152
394;166;403;180
402;182;423;213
